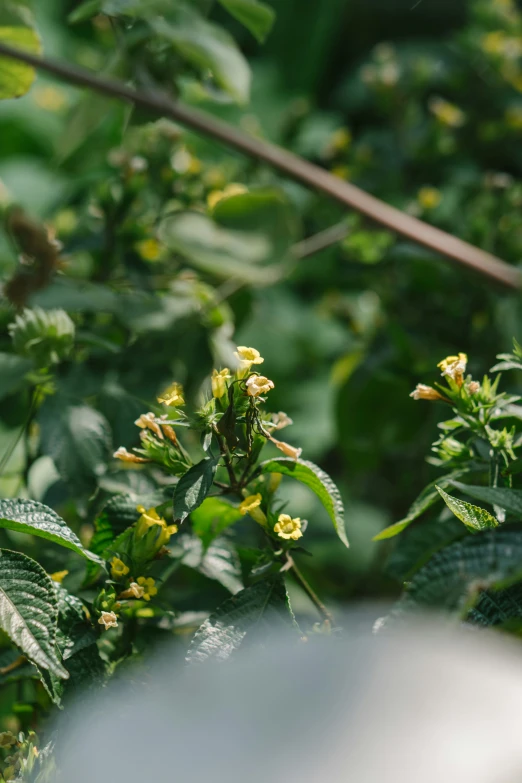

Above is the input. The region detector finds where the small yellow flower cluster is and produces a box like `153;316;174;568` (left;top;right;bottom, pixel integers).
438;352;467;385
157;381;185;407
417;187;442;210
135;505;178;546
410;352;478;403
429;97;466;128
274;514;303;541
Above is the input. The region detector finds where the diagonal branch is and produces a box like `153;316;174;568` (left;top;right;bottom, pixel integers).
0;42;520;288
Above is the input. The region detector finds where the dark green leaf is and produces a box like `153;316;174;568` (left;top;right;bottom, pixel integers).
0;353;32;400
437;486;499;531
0;549;67;678
259;457;348;547
173;534;243;594
173;457;218;523
0;648;39;686
385;514;465;582
187;577;296;662
218;0;275;42
0;498;103;563
450;481;522;517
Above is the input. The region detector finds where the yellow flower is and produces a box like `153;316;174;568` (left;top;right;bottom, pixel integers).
418;187;442;210
98;610;118;630
137;576;158;601
269;411;293;430
157;381;185;407
274;513;303;541
135;411;164;439
409;384;447;401
269;437;302;460
50;570;69;583
110;557;130;580
438;353;468;385
245;375;274;397
482;30;507;55
234;346;264;370
330;165;351;180
239;493;267;526
429;97;466;128
330;127;352;153
136;238;162;262
119;581;145;600
135;506;166;537
211;368;231;398
113;446;150;463
468;381;480;394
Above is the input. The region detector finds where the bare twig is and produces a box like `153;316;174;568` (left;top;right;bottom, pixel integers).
0;42;520;288
292;221;349;259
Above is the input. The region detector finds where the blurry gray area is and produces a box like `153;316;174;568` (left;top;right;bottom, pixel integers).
56;613;522;783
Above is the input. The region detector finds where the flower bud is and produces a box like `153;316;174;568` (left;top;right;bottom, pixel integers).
269;437;302;460
239;494;267;526
211;368;231;398
409;384;446;401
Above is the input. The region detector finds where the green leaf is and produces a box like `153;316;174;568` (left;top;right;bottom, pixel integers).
218;0;275;42
173;457;218;523
173;534;243;594
158;212;283;284
259;457;348;547
0;6;41;101
450;481;522;517
150;7;251;104
68;0;102;23
187;577;297;662
0;648;39;686
0;353;32;400
0;549;67;678
385;514;465;582
393;530;522;616
468;581;522;628
38;398;112;495
0;498;103;564
437;486;499;531
373;469;472;541
191;497;243;547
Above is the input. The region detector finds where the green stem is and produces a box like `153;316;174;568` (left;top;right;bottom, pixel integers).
286;554;334;624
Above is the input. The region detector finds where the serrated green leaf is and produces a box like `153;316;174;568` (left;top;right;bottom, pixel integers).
385;514;465;582
0;498;103;563
373;469;472;541
218;0;275;42
437;486;499;531
259;457;348;547
173;534;243;594
187;577;296;662
450;481;522;517
468;582;522;628
173;457;218;523
0;549;67;678
0;15;41;101
191;497;243;547
393;530;522;616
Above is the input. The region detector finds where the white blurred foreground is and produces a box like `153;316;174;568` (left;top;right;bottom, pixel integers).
56;613;522;782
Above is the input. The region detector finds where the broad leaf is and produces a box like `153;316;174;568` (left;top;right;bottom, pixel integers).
191;497;243;547
0;498;103;564
385;514;465;582
173;534;243;594
187;577;296;662
0;549;67;678
392;530;522;616
374;469;472;540
173;457;218;523
0;648;39;686
437;486;499;531
468;581;522;628
259;457;348;547
0;6;41;101
0;353;32;400
38;398;112;495
218;0;275;42
150;7;251;104
450;481;522;517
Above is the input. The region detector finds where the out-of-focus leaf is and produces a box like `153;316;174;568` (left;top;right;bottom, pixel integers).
173;457;218;523
259;457;348;547
450;481;522;517
385;514;465;582
191;497;243;547
0;648;38;686
187;577;297;662
0;6;41;101
173;534;243;594
0;498;103;563
0;549;67;678
218;0;275;42
437;486;499;531
0;353;32;400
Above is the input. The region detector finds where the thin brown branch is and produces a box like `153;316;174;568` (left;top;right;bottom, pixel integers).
292;221;349;259
0;42;520;288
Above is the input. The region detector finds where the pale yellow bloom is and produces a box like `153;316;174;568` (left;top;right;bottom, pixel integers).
329;127;352;153
113;446;150;463
409;384;446;401
50;570;69;583
438;353;468;385
157;381;185;407
234;346;264;369
98;611;118;630
33;85;67;111
135;412;164;439
429;97;466;128
207;183;247;210
269;437;302;460
269;411;293;430
135;505;177;546
211;368;231;398
119;582;145;600
468;381;480;394
330;165;351;181
137;576;158;601
245;375;274;397
136;238;162;262
110;557;130;580
239;493;267;526
274;513;303;541
418;187;442;210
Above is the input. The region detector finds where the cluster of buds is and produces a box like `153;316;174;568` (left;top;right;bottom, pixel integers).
239;494;305;544
0;731;40;782
410;353;483;406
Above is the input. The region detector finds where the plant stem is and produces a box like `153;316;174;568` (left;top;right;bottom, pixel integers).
0;42;519;287
286;554;334;624
214;430;237;488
